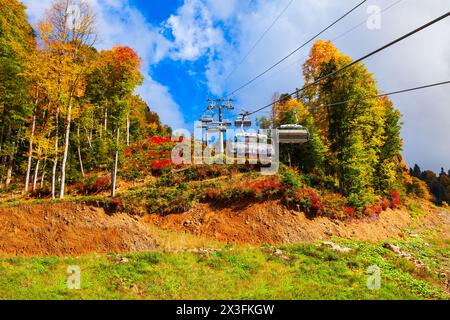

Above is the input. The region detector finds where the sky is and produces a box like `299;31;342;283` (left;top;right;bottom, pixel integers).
21;0;450;172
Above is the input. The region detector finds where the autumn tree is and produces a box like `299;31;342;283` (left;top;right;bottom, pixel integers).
0;0;35;189
85;46;143;197
302;40;403;208
34;0;97;198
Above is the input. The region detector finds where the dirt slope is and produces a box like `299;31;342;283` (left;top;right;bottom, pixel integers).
145;200;447;245
0;200;448;256
0;203;157;256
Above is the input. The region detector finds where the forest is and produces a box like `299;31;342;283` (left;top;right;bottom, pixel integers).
0;0;169;200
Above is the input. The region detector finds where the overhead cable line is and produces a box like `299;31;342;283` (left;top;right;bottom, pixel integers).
230;0;404;98
247;11;450;116
332;0;403;42
229;0;368;96
263;80;450;114
224;0;296;83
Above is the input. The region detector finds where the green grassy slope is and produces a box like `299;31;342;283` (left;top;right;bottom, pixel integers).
1;238;448;300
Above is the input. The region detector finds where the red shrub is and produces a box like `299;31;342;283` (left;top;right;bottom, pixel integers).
151;159;172;171
124;148;132;156
344;207;356;216
290;188;324;217
204;188;220;200
380;200;390;211
249;178;283;195
90;177;110;193
67;182;84;195
389;189;401;209
148;136;172;145
371;205;382;215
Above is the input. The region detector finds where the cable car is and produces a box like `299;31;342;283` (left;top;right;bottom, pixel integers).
201;114;214;123
278;124;309;144
208;125;227;133
235;116;252;127
277;110;309;144
222;119;233;127
196;123;209;129
234;112;252;129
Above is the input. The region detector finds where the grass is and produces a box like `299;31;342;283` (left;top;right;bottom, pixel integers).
0;240;448;300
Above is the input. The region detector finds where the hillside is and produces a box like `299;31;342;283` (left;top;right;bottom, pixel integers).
0;196;448;299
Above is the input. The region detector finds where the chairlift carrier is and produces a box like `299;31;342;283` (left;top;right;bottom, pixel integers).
277;110;310;144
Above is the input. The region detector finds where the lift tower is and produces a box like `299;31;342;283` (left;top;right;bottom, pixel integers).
206;98;234;155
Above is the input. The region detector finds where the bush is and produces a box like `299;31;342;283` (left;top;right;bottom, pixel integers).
85;176;111;194
280;166;301;190
389;189;402;209
198;176;284;205
380;200;390;211
284;187;324;218
145;185;197;215
67;182;85;195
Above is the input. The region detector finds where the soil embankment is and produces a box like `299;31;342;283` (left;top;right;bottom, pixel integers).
144;200;418;245
0;202;157;256
0;200;448;256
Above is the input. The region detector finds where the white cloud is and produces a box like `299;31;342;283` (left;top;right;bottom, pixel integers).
21;0;186;129
164;0;225;61
136;78;185;129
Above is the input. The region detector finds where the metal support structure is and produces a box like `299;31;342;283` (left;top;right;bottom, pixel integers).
206;99;234;155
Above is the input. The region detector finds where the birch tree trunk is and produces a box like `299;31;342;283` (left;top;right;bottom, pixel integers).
40;158;47;189
25;112;36;192
5;143;14;189
60;104;72;199
104;107;108;131
51;108;59;199
32;148;41;192
126;113;130;146
77;125;85;177
5;126;13;189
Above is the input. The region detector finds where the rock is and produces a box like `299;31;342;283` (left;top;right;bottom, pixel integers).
382;243;428;271
321;241;353;253
261;247;292;261
383;243;402;254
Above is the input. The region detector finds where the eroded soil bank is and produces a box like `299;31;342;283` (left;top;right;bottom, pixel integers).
0;203;157;256
0;200;448;256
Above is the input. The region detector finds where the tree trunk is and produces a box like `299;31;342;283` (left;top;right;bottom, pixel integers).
77;125;85;177
40;158;47;189
111;128;120;198
104;107;108;132
126;113;130;146
52;108;59;199
5;126;13;189
84;126;93;149
5;145;14;189
60;104;72;199
32;149;41;192
25;112;36;192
